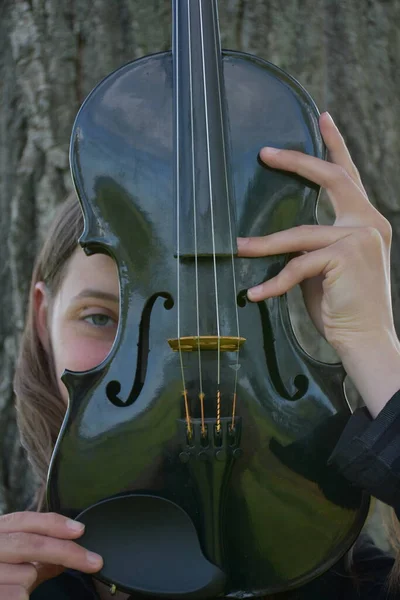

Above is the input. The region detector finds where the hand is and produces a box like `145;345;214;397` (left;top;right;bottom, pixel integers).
237;112;400;416
0;511;103;599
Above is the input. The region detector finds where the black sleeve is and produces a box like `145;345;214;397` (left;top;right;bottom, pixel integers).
328;389;400;512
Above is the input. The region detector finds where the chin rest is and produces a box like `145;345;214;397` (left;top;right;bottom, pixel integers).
75;494;227;598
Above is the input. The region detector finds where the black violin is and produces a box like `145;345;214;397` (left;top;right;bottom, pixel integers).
47;1;368;597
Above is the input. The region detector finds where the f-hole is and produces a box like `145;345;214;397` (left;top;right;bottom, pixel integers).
106;292;174;407
238;291;308;401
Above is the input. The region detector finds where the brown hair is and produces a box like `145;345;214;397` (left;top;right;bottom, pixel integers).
14;193;84;510
387;510;400;591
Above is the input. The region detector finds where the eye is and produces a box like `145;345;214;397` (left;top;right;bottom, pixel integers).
83;313;116;328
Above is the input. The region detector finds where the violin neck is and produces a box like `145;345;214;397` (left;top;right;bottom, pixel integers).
172;0;237;258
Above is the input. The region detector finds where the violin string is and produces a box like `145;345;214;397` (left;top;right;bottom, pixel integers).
212;0;241;430
188;0;205;435
199;0;222;432
174;0;190;437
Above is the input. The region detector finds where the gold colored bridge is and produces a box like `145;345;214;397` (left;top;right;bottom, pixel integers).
168;335;246;352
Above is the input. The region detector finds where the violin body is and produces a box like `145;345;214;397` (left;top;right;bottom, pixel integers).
47;2;368;597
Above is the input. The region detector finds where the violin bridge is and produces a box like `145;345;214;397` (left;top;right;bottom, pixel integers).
168;335;245;352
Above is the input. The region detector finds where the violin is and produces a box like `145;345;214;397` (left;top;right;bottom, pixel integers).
47;0;369;597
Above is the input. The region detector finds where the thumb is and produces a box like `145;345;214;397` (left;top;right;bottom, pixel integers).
29;562;66;593
300;274;325;336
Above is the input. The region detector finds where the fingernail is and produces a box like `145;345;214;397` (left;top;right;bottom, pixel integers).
324;111;334;123
261;147;281;155
247;285;262;300
87;551;103;567
237;237;249;246
66;519;85;532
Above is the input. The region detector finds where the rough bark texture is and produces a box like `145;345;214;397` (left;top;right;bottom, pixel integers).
0;0;399;548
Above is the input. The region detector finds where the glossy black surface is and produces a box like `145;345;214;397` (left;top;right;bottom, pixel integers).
173;0;237;257
77;494;227;598
47;6;368;596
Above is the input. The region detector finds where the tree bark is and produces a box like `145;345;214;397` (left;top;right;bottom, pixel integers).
1;0;399;527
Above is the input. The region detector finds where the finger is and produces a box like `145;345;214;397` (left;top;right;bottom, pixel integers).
0;563;37;588
237;221;391;260
0;512;84;539
319;112;365;192
0;533;103;574
259;146;370;219
237;224;355;257
245;245;335;302
0;585;29;600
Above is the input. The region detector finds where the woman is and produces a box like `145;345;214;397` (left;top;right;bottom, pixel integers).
2;113;400;599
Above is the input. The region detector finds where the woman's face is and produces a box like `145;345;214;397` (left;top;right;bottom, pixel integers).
35;246;119;403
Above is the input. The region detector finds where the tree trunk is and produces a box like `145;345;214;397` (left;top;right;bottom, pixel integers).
1;0;399;533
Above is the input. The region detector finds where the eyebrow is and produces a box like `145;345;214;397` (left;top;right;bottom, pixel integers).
72;289;119;304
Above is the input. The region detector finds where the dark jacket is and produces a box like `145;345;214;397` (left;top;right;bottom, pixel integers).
31;390;400;599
